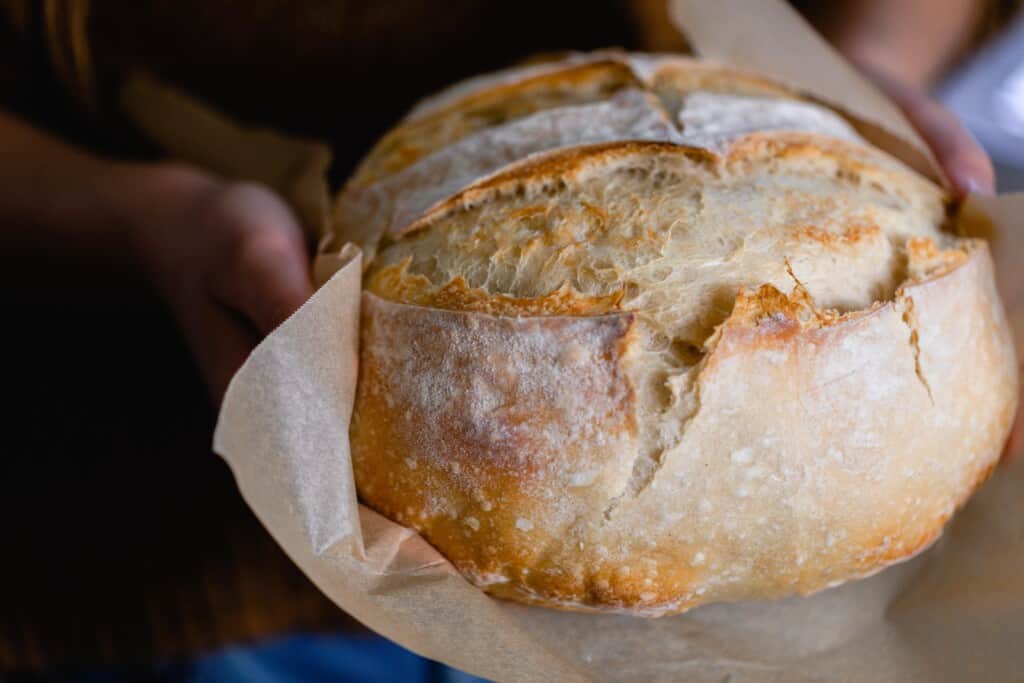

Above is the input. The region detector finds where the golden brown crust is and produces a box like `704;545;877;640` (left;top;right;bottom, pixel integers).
650;58;798;99
393;140;716;242
331;88;681;265
351;294;641;601
368;260;625;317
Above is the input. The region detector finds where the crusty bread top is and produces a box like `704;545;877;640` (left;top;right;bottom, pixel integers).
369;136;946;342
346;52;854;189
333;88;681;263
339;52;951;425
334;53;948;271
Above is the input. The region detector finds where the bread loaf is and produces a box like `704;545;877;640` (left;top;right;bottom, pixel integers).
333;52;1018;616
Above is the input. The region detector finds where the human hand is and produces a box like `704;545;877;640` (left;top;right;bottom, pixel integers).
804;0;993;196
128;164;314;404
857;64;995;198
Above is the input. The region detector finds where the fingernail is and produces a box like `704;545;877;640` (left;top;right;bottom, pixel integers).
954;172;995;198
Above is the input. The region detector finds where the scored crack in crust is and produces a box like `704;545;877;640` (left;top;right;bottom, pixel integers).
337;53;1018;615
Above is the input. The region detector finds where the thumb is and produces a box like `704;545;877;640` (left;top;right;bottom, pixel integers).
209;184;315;335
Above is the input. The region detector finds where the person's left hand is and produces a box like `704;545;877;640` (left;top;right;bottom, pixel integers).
127;163;315;404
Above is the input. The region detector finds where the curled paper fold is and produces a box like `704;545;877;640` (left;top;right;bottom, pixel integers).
214;244;363;558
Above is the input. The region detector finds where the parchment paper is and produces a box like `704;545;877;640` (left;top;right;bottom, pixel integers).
125;1;1024;679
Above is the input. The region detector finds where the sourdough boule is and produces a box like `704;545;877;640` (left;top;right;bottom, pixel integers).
333;53;1017;616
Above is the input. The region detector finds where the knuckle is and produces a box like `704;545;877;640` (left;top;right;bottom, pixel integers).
231;232;286;276
208;184;303;246
215;215;296;264
227;235;305;300
249;229;299;262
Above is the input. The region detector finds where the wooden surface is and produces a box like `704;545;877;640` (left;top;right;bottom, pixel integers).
0;253;358;671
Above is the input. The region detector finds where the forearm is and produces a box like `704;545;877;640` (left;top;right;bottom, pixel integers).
0;110;221;271
0;111;129;250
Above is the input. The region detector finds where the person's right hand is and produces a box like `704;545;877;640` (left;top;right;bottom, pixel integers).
857;64;995;198
809;0;995;197
128;164;314;404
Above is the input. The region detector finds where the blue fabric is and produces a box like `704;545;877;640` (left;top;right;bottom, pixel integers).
161;633;489;683
9;634;490;683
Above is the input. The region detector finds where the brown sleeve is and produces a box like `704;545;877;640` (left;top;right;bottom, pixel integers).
81;0;641;170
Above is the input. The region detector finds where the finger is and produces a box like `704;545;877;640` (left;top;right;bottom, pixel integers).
866;69;995;197
177;293;261;405
209;184;316;335
1001;404;1023;465
903;95;994;198
223;225;314;335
